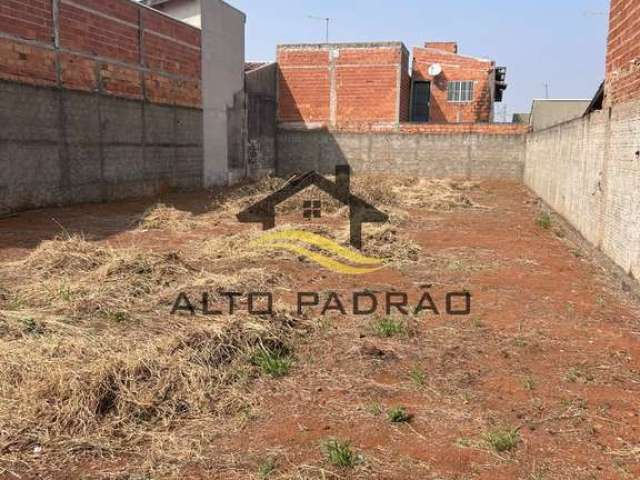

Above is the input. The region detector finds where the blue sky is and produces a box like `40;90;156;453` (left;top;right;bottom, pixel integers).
226;0;610;119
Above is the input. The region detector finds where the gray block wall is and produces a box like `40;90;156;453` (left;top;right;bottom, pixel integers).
0;80;203;214
277;129;526;179
525;100;640;280
246;63;277;179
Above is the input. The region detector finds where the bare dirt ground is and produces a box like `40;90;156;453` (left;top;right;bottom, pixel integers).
1;178;639;480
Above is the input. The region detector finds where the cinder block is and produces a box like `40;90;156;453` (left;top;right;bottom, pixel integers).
0;81;59;142
145;104;176;145
102;146;145;182
100;98;143;144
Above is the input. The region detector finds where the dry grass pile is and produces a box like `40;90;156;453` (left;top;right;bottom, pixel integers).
137;203;200;232
210;176;288;213
350;175;413;207
0;236;195;320
0;232;287;321
0;309;302;455
0;228;306;466
400;178;481;210
351;176;480;212
361;224;422;263
199;174;479;229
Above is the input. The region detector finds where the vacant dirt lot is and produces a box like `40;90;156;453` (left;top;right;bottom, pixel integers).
1;178;639;480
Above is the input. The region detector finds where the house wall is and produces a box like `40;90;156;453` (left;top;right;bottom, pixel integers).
412;46;495;123
246;63;278;178
0;0;202;106
605;0;640;106
277;43;409;129
0;0;204;214
0;81;203;214
277;125;527;179
529;100;591;131
200;0;246;186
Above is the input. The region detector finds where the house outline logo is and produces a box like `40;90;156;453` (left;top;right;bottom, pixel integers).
237;165;388;250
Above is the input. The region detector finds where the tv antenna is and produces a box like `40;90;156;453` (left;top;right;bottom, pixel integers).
308;15;330;43
541;82;550;99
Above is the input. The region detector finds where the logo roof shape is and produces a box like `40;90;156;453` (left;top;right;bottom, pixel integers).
237;165;388;249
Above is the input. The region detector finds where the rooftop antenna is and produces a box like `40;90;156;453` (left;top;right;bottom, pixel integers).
542;82;550;99
308;15;330;43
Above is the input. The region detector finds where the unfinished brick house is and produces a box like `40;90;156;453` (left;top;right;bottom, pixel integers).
412;42;506;123
276;40;506;128
277;42;411;129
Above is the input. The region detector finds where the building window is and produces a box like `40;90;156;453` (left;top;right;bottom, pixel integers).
303;200;321;219
448;81;474;102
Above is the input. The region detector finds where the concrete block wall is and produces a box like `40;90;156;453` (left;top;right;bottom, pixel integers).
525;0;640;281
0;0;206;213
0;80;203;213
277;42;409;129
277;126;527;179
525;100;640;280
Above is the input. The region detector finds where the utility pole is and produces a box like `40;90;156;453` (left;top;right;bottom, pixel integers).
543;82;550;99
308;15;330;43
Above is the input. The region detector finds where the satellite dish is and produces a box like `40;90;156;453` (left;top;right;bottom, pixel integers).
428;63;442;76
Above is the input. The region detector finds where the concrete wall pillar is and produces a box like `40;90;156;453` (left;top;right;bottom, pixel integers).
201;0;246;187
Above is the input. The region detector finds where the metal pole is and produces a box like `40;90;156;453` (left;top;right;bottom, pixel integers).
308;16;330;43
325;17;329;43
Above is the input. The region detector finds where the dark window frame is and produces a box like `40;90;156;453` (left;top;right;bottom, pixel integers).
303;200;322;219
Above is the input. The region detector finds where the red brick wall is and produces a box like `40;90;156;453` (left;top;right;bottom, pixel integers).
277;43;406;127
318;122;528;135
605;0;640;106
0;0;201;107
399;48;411;122
413;46;494;123
398;122;528;135
424;42;458;54
277;49;330;123
335;48;401;124
0;0;53;43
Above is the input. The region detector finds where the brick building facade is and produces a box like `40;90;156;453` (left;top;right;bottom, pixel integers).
277;42;410;129
412;42;499;123
277;40;505;128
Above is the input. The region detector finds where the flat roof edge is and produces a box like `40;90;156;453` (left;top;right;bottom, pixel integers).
210;0;247;20
531;98;591;102
278;41;407;51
